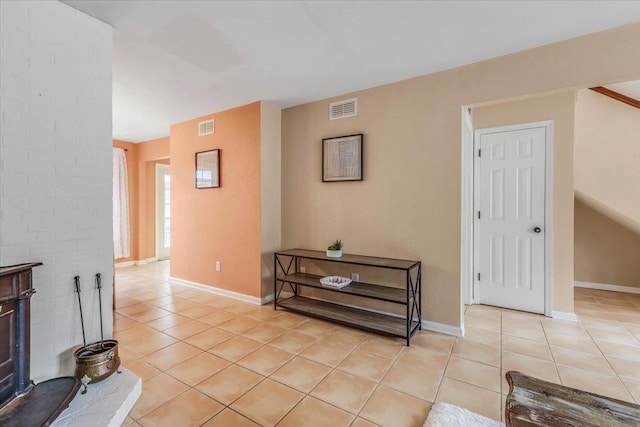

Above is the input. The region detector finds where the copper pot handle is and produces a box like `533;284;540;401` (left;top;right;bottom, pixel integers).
106;351;116;369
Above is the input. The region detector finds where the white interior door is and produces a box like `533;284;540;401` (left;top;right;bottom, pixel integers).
156;164;171;260
475;124;547;313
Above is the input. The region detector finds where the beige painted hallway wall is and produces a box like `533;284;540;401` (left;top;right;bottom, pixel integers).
281;23;640;329
573;88;640;288
575;198;640;288
472;91;577;314
574;89;640;234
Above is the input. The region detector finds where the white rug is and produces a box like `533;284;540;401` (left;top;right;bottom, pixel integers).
424;402;505;427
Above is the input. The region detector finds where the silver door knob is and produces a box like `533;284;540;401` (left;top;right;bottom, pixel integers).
533;227;541;233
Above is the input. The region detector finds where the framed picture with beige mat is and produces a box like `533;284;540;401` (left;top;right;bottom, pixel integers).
322;134;363;182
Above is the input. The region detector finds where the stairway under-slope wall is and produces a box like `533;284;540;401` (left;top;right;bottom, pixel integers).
574;88;640;289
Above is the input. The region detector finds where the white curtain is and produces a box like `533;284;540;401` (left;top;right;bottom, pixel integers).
113;148;130;259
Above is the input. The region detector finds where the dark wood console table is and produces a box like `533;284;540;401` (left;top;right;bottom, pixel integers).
273;249;421;345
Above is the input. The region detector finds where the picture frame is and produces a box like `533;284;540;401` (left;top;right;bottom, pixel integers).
195;149;220;189
322;133;363;182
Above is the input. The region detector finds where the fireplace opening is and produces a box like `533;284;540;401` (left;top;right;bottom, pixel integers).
0;263;80;426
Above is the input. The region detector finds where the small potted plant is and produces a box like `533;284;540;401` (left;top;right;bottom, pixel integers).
326;239;343;258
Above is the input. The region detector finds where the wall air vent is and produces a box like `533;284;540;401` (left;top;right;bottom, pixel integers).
329;98;357;120
198;119;215;136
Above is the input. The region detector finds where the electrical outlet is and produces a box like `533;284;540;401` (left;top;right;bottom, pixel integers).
351;273;359;282
300;266;306;273
215;261;221;272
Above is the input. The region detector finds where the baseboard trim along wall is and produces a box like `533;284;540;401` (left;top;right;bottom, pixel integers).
551;311;578;322
422;320;465;337
114;261;135;268
575;281;640;295
115;258;158;268
168;276;266;305
261;294;275;305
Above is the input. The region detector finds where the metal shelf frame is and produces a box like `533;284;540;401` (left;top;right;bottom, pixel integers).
273;249;422;345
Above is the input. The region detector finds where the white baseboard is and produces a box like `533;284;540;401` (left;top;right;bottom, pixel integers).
114;258;158;268
551;311;578;322
168;276;267;305
114;261;135;268
575;281;640;295
422;320;465;337
261;294;275;305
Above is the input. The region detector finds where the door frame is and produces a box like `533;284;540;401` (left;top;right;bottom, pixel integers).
461;117;554;317
155;163;171;261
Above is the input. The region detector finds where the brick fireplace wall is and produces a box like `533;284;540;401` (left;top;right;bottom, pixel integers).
0;1;113;380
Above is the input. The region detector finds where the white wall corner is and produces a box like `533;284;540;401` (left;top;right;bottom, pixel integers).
421;320;465;337
260;101;283;298
551;310;578;322
261;294;275;305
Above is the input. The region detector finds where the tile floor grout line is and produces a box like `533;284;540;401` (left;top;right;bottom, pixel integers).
581;313;638;403
539;314;562;388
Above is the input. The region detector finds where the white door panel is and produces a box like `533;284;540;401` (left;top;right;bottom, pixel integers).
477;126;546;313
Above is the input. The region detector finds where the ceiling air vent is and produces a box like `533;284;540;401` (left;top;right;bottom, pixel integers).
198;119;215;136
329;98;357;120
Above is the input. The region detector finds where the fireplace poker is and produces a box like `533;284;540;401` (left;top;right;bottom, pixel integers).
96;273;105;349
74;276;87;350
74;276;94;357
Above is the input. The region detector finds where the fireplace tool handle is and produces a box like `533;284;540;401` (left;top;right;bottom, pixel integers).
96;273;104;348
74;276;87;350
96;273;121;374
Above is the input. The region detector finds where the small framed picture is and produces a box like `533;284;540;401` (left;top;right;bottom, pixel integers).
195;149;220;189
322;134;363;182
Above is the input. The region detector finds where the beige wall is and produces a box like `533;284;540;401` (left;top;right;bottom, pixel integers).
472;92;577;315
573;88;640;288
281;23;640;328
260;102;283;297
574;89;640;234
575;198;640;288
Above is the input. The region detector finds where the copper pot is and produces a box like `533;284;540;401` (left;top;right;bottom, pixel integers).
73;340;120;385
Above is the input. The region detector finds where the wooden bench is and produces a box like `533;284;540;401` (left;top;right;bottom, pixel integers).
505;371;640;426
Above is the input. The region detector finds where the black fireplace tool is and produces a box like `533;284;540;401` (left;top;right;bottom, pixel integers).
96;273;105;349
74;276;94;357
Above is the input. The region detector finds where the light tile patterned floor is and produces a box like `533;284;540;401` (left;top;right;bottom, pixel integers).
117;261;640;427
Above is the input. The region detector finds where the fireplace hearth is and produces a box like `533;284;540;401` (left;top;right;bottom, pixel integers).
0;263;80;426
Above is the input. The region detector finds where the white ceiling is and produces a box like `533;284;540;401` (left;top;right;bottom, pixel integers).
605;80;640;101
63;1;640;142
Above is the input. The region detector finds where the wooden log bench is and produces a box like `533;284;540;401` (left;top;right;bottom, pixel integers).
505;371;640;426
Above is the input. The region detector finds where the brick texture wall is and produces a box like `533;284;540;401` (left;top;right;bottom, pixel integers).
0;1;113;380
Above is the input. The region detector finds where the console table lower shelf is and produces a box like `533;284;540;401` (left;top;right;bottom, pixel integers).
277;296;418;339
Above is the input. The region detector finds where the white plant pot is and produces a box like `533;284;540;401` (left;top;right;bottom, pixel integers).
326;249;342;258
